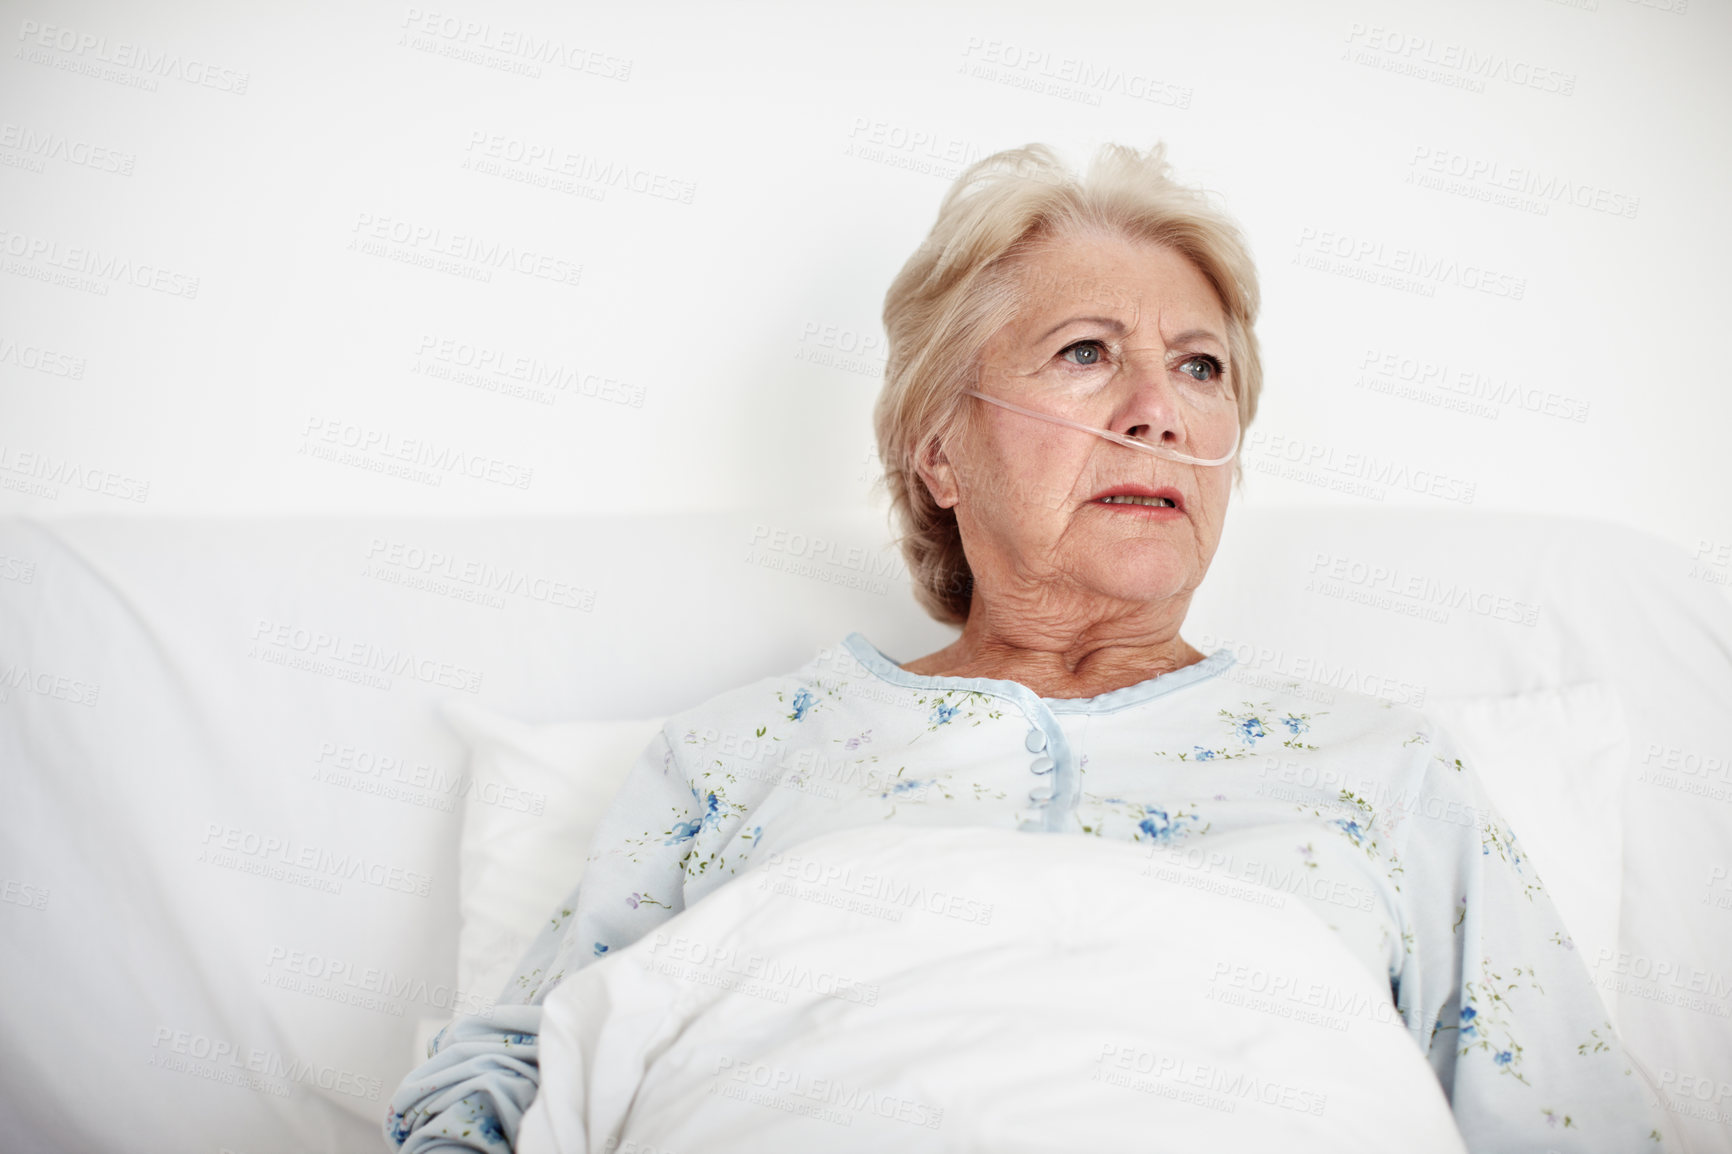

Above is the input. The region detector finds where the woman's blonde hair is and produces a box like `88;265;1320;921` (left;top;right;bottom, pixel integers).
873;141;1263;625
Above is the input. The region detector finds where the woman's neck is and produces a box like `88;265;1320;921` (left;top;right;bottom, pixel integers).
899;602;1205;699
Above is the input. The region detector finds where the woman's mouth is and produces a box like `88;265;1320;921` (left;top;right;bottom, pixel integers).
1090;485;1185;513
1098;494;1175;508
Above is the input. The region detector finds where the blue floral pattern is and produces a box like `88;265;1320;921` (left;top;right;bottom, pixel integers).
909;689;1005;737
1153;701;1327;761
1136;805;1202;843
1453;963;1547;1085
386;638;1668;1153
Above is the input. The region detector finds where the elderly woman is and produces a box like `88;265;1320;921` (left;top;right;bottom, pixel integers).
387;143;1664;1152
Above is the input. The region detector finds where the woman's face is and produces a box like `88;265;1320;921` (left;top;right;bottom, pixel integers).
920;231;1237;623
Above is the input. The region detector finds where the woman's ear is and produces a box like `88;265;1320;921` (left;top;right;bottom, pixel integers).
914;437;959;510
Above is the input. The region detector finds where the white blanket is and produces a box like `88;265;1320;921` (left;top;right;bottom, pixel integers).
519;826;1467;1154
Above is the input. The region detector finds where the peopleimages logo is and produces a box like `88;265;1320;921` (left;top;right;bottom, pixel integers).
1342;21;1576;95
0;333;87;378
347;212;582;287
364;537;594;611
759;849;995;926
0;226;200;298
398;8;633;80
462;132;694;203
1591;948;1732;1017
710;1056;945;1130
262;946;494;1017
0;122;135;174
1294;227;1525;301
0;443;149;503
148;1028;381;1100
1306;551;1540;627
199;821;433;898
643;932;882;1006
1242;430;1477;506
1192;632;1427;708
16;20;251;94
312;740;547;815
1093;1042;1328;1117
1356;347;1591;424
249;617;484;694
299;416;534;490
1407;146;1639;220
413;335;645;407
0;661;100;707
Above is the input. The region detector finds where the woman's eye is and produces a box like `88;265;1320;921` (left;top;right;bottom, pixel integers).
1178;355;1223;383
1060;340;1106;367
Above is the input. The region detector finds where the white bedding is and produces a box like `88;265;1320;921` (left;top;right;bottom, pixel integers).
5;509;1725;1153
519;824;1468;1154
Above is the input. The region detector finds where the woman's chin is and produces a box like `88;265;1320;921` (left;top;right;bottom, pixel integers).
1082;534;1201;584
1078;563;1197;608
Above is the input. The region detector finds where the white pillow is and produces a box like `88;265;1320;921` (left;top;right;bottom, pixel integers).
1427;681;1627;1024
440;704;667;1018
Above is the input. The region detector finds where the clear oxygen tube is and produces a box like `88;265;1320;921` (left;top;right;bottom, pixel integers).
963;388;1240;468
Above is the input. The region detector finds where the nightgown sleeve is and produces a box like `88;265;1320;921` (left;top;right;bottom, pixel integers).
384;727;698;1152
1391;721;1669;1153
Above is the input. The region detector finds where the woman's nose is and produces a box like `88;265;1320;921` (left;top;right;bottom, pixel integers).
1114;350;1186;443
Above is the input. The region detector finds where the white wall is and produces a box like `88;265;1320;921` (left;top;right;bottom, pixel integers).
3;0;1729;594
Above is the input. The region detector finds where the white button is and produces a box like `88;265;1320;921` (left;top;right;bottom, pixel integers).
1025;730;1048;752
1028;788;1054;803
1030;757;1054;775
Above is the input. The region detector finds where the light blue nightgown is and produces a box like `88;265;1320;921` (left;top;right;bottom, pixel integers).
385;633;1666;1152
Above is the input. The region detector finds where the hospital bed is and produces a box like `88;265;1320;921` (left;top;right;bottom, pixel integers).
1;505;1727;1151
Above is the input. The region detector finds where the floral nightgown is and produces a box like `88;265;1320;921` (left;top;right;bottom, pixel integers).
386;633;1666;1152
